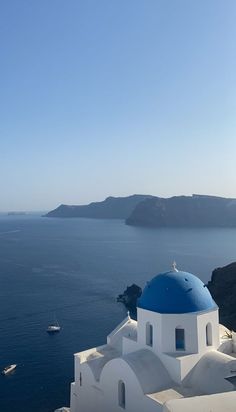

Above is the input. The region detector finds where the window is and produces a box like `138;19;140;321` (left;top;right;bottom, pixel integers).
146;322;153;347
206;323;212;346
175;328;185;350
118;380;126;408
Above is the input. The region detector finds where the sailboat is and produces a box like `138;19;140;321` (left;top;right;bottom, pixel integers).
47;315;61;333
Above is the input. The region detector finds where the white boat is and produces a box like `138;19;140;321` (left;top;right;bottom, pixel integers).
47;317;61;333
47;324;61;333
2;364;17;375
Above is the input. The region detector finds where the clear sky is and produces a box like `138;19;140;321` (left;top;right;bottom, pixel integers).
0;0;235;211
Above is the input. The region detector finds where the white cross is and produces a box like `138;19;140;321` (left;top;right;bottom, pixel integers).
172;261;178;272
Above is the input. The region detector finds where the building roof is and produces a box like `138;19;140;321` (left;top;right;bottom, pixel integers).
107;316;137;351
137;270;217;314
163;391;236;412
123;349;173;394
184;350;236;394
77;344;120;381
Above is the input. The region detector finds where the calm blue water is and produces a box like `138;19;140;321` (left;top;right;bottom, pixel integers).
0;215;236;412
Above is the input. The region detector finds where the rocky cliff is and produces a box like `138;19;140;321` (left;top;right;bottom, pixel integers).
126;195;236;227
117;284;142;314
207;262;236;330
45;195;153;219
46;194;236;226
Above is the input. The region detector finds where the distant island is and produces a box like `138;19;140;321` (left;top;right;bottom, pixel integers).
126;194;236;227
8;211;27;216
45;194;236;227
45;194;153;219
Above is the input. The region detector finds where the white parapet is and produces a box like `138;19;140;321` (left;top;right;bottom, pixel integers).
163;391;236;412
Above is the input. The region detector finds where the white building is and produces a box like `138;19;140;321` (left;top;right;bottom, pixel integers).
66;266;236;412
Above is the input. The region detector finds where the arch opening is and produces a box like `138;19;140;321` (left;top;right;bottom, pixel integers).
175;327;185;351
146;322;153;347
118;380;126;409
206;322;212;346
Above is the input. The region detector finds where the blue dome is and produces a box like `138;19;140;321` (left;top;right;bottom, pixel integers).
137;270;217;314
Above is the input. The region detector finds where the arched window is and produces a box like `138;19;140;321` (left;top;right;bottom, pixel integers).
146;322;153;347
175;327;185;350
118;380;126;408
206;323;212;346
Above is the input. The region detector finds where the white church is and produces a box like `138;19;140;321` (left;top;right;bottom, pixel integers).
58;265;236;412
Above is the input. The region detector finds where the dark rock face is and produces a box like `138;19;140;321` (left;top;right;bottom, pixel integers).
46;193;236;227
207;262;236;330
45;195;153;219
126;195;236;227
117;284;142;315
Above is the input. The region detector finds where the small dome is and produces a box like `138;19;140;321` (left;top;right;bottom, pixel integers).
137;270;217;314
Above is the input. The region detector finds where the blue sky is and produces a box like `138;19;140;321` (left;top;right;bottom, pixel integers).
0;0;235;211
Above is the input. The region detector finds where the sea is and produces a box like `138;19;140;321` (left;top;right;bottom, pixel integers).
0;214;236;412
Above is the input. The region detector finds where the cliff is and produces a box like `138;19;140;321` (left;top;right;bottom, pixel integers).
126;195;236;227
45;195;153;219
46;194;236;226
117;284;142;314
207;262;236;330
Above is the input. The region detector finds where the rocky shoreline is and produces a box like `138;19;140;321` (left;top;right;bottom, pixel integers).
207;262;236;330
117;284;142;316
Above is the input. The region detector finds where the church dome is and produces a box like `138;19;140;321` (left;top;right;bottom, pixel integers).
137;269;217;314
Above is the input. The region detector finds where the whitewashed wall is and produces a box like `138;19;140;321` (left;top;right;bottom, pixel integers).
70;355;163;412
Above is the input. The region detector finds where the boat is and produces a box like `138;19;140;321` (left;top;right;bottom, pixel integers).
47;317;61;333
2;364;17;375
47;324;61;333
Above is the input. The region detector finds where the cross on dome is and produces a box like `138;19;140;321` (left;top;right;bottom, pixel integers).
172;261;178;272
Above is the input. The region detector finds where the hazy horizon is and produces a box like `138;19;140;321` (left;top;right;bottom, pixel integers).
1;0;235;211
